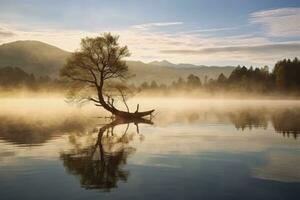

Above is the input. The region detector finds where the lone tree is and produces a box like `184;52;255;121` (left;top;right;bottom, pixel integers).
60;33;154;119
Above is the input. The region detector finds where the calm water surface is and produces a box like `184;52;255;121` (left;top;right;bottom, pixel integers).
0;97;299;200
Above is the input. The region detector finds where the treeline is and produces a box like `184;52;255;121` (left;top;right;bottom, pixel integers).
134;57;300;94
1;57;299;95
134;74;202;91
0;66;65;91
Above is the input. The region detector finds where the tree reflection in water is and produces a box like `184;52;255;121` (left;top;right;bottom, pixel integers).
173;108;300;139
0;115;89;146
60;118;153;191
271;109;300;139
228;110;268;130
228;108;300;139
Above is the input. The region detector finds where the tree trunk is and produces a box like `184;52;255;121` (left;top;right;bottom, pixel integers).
97;86;154;120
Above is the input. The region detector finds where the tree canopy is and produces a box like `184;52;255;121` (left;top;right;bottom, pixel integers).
61;33;130;91
60;33;154;119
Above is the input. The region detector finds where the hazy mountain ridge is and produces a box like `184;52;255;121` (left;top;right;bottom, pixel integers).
0;41;235;83
0;41;71;78
149;60;233;69
128;60;234;84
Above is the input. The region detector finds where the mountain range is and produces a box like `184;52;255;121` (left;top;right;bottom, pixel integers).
0;41;235;84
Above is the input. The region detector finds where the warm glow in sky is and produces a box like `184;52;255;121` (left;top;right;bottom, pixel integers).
0;0;300;67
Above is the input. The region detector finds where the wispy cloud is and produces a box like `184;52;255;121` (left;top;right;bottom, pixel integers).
160;43;300;64
0;28;15;37
0;31;14;37
1;6;300;67
181;27;238;34
250;7;300;37
0;22;290;66
132;22;183;30
161;43;300;55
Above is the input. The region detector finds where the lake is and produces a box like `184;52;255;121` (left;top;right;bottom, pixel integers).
0;97;299;200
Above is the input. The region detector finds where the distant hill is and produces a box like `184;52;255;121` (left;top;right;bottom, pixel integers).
148;60;177;67
128;61;234;84
0;41;70;78
0;41;235;83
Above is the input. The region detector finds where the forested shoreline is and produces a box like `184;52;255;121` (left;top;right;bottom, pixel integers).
1;57;299;97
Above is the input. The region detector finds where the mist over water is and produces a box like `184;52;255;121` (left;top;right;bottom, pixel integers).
1;0;300;199
0;96;299;199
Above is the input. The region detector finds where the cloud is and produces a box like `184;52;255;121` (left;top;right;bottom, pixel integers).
0;28;15;37
132;22;183;30
161;43;300;55
181;27;238;34
0;23;286;65
0;11;299;67
250;7;300;37
0;31;14;37
160;43;300;65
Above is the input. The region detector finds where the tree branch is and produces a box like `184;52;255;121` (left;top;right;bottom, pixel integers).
68;76;96;84
118;88;129;112
88;97;100;103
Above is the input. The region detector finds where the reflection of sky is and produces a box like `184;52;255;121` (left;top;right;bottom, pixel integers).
0;98;299;199
131;123;299;183
252;150;300;182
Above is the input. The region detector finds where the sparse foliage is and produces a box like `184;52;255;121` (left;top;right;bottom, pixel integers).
60;33;154;118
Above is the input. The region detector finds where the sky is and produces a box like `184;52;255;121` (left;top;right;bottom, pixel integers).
0;0;300;67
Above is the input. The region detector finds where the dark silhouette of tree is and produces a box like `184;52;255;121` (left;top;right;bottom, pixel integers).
150;80;158;89
187;74;201;87
0;66;69;91
228;65;245;82
140;81;149;90
273;57;300;90
172;77;185;89
0;66;35;88
225;64;274;92
217;73;227;84
204;75;208;85
60;33;154;119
